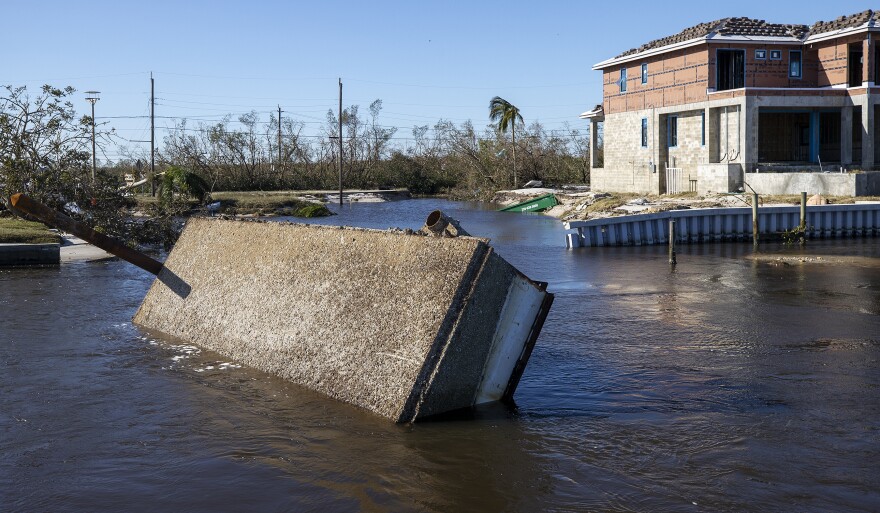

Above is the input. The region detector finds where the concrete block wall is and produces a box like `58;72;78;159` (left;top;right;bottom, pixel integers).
133;218;552;423
708;105;743;163
666;110;708;191
697;163;743;195
597;107;712;194
596;110;658;194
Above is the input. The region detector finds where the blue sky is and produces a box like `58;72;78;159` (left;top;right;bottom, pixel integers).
2;0;871;162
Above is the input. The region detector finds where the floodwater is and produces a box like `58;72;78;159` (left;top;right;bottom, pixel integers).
2;199;880;512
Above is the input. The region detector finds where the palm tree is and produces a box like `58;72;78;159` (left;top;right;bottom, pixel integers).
489;96;524;188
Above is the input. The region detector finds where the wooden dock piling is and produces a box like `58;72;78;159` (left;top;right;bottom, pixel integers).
800;192;807;229
752;193;759;246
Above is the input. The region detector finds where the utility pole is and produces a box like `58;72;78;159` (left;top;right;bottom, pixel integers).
338;78;343;207
85;91;100;181
277;105;282;175
150;73;156;196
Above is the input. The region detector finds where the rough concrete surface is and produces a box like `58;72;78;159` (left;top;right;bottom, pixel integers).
133;218;548;422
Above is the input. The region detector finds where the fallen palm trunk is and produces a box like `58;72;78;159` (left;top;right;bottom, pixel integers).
12;193;554;423
10;193;163;274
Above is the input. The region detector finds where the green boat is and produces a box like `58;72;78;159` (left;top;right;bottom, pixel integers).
498;193;558;213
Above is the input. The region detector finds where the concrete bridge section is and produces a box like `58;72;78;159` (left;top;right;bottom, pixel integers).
565;203;880;248
134;218;552;423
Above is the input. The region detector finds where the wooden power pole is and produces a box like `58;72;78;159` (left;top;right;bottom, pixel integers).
277;105;283;174
150;72;156;197
338;78;343;207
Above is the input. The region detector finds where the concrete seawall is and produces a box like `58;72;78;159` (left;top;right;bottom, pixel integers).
134;218;552;422
0;243;60;266
565;203;880;247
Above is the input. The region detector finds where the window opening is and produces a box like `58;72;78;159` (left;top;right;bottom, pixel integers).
849;43;864;87
717;49;745;91
667;116;678;148
789;51;802;78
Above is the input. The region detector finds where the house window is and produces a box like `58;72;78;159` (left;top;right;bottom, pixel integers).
789;51;802;78
717;49;745;91
875;45;880;84
849;42;864;87
755;49;767;60
701;111;706;146
619;67;627;92
667;116;678;148
641;118;648;147
769;50;782;60
641;63;648;84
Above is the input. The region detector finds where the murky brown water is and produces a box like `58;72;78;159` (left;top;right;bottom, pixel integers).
2;199;879;512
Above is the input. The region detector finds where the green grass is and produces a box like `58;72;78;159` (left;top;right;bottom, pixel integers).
0;217;62;244
207;192;332;217
131;191;333;217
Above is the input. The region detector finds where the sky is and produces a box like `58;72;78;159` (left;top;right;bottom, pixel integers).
2;0;872;163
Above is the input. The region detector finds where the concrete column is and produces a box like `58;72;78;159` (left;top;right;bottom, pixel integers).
589;120;600;168
865;37;875;87
703;106;711;163
744;98;759;171
707;107;719;163
652;109;662;173
841;105;853;165
810;110;821;163
861;98;874;169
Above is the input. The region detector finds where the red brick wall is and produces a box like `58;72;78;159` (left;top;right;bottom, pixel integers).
814;34;864;87
600;38;866;114
707;43;818;88
602;46;709;114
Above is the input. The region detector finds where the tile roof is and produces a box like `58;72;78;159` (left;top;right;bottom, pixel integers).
810;9;877;36
606;10;880;65
615;17;808;58
615;19;724;58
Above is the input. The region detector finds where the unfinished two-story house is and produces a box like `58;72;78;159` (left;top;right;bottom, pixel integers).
583;10;880;196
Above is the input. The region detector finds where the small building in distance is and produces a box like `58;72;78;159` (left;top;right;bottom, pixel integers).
583;10;880;196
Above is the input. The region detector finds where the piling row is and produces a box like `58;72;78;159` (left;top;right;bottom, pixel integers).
564;203;880;248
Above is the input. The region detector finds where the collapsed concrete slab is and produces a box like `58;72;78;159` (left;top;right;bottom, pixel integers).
133;217;552;422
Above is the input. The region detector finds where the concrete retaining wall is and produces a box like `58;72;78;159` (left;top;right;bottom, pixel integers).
134;218;551;422
697;163;743;195
0;243;60;266
746;171;880;196
565;203;880;247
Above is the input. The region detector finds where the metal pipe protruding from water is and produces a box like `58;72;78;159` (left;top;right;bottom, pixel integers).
422;210;470;238
668;219;676;265
10;193;164;275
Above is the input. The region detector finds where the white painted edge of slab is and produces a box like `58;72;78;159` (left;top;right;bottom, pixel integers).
474;275;546;405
